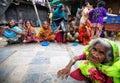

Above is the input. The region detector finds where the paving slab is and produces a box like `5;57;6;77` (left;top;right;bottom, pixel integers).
0;50;16;63
0;40;120;83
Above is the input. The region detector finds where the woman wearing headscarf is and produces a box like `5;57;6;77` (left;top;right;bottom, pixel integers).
57;38;120;83
52;3;67;43
52;3;66;33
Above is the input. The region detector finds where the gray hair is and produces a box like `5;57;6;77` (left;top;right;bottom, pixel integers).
89;39;113;63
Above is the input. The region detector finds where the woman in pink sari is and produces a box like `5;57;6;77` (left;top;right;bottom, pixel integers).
23;20;39;43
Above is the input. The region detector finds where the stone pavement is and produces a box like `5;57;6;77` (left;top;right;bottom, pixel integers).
0;41;87;83
0;40;120;83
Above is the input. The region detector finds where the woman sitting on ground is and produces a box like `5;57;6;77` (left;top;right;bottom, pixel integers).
23;20;39;43
3;19;23;44
36;21;55;42
67;21;79;42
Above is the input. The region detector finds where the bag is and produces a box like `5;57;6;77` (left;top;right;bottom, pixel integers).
60;21;67;32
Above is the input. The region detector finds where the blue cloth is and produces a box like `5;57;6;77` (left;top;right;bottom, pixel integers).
100;30;105;38
36;20;42;26
52;3;66;33
4;26;22;38
52;3;66;20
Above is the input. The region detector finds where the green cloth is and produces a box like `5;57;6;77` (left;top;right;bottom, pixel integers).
78;38;120;83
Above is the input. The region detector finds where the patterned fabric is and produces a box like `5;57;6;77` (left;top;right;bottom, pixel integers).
89;7;107;25
79;38;120;83
36;27;55;41
4;26;22;38
78;20;92;45
23;27;39;43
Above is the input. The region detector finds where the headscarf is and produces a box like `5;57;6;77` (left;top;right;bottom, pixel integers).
83;38;119;63
52;3;66;20
78;38;120;83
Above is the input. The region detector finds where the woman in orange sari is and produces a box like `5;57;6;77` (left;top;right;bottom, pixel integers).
23;20;39;43
78;2;92;45
36;21;55;42
78;20;92;45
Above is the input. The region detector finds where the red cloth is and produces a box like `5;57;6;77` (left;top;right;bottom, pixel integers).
56;32;62;43
79;54;86;60
70;68;87;81
106;77;113;83
89;68;105;83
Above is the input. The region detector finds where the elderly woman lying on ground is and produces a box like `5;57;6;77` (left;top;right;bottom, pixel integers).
57;38;120;83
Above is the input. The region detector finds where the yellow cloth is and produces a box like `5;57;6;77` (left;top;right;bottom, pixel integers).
29;27;35;33
36;27;55;41
49;13;53;25
36;27;44;37
116;32;120;41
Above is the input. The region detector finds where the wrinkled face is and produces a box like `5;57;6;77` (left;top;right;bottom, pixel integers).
89;43;107;64
42;21;48;29
9;20;15;27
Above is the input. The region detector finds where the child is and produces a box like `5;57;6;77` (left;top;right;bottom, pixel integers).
57;38;120;83
67;21;79;42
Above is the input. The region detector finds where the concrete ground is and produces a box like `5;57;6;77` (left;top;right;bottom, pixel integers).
0;39;120;83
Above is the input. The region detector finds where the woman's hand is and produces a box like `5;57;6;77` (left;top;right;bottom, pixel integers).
57;67;71;79
57;56;80;79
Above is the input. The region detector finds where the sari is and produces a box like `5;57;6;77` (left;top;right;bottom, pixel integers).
36;26;55;41
78;20;92;45
23;27;39;43
52;3;66;33
4;26;22;44
70;38;120;83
